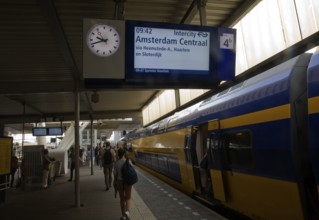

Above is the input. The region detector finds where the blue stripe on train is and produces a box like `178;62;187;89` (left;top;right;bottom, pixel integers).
135;152;182;183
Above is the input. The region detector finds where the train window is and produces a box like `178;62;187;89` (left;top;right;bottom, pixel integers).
209;133;219;150
184;135;192;164
222;131;254;170
125;142;133;152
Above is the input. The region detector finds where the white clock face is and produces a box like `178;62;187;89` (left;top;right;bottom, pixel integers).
87;24;120;57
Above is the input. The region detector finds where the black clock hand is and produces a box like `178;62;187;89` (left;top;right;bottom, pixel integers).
96;36;105;41
96;36;108;43
91;40;104;45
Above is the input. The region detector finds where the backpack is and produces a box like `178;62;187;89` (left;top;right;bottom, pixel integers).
122;159;138;185
104;149;113;165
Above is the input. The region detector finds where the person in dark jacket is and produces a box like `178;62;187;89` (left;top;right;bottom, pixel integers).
68;147;75;181
7;155;18;188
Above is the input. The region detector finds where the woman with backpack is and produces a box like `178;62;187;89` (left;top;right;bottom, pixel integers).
113;148;132;220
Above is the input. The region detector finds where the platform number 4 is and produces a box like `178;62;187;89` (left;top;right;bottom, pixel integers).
220;33;234;50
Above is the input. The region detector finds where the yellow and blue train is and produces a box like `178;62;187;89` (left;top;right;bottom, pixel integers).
125;48;319;220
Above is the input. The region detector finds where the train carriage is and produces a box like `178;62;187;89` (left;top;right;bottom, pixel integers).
126;49;319;220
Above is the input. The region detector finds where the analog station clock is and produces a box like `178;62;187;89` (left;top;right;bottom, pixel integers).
86;24;120;57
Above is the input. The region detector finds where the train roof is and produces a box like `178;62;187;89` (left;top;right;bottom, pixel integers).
129;51;316;138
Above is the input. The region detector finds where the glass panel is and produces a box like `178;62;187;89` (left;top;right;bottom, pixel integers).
312;0;319;29
234;23;248;75
184;135;192;164
277;0;302;47
142;107;149;125
295;0;318;38
149;98;160;122
240;1;285;68
159;90;176;115
179;89;208;105
222;130;254;170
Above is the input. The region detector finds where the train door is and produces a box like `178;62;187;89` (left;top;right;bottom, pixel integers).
184;123;212;196
208;120;227;202
196;123;213;197
207;131;226;202
184;126;201;191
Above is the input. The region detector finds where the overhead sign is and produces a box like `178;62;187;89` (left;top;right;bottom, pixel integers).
32;127;63;136
133;27;210;73
84;19;236;89
125;20;236;88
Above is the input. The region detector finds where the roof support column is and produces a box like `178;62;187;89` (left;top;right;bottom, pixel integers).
174;90;181;109
90;119;94;175
74;85;81;207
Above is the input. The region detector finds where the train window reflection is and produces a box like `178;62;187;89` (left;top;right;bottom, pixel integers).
184;135;192;164
222;130;254;170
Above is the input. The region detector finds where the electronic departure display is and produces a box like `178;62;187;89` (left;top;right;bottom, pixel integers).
48;127;63;136
134;27;210;74
32;127;63;136
32;127;48;136
125;20;236;88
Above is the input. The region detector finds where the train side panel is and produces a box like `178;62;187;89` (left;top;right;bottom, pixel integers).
206;52;319;219
208;112;303;219
131;127;198;195
308;49;319;195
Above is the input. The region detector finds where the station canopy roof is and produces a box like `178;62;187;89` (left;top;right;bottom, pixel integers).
0;0;260;133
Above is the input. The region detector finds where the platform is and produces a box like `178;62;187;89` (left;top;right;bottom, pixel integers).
0;165;227;220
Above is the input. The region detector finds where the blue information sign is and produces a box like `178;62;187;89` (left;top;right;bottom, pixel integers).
125;20;236;88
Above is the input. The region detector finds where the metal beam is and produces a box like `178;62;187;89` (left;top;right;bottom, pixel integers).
139;90;162;111
82;92;94;119
74;87;81;207
180;0;207;25
180;0;197;24
0;81;77;95
198;0;207;26
5;96;44;116
0;110;142;124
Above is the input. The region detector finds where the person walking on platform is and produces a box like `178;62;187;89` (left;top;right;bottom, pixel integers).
42;149;53;189
7;155;18;188
98;144;105;169
113;148;132;220
68;147;75;181
94;144;99;166
103;141;116;191
68;147;83;181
